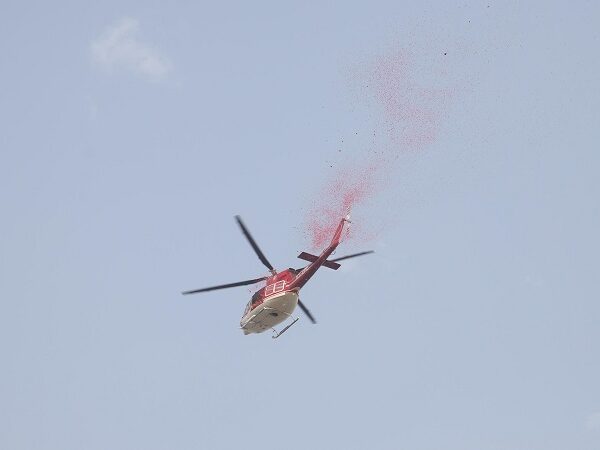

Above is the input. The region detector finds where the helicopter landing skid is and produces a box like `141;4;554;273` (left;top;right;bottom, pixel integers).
272;317;299;339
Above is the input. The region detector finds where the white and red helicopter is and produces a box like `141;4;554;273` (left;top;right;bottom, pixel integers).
182;215;373;338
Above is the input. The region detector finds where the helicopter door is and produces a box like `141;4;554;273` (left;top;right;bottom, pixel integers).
264;280;286;296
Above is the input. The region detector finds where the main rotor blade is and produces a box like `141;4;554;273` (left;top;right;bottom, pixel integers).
182;276;267;295
330;250;374;263
297;299;316;324
235;215;275;272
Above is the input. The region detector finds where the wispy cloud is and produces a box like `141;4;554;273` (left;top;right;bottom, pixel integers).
585;412;600;430
90;18;172;81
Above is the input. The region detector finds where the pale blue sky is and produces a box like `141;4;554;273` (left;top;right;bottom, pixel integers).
1;1;600;449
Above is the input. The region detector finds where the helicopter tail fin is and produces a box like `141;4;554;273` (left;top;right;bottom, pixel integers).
330;214;350;248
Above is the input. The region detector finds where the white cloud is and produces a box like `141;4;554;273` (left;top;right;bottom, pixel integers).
585;412;600;430
90;18;171;81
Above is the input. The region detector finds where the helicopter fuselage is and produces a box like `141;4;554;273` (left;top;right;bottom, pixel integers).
239;269;299;334
240;289;299;334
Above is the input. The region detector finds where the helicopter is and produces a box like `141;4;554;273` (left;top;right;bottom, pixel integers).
182;215;373;338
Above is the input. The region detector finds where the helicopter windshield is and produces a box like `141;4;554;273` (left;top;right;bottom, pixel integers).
243;290;262;316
